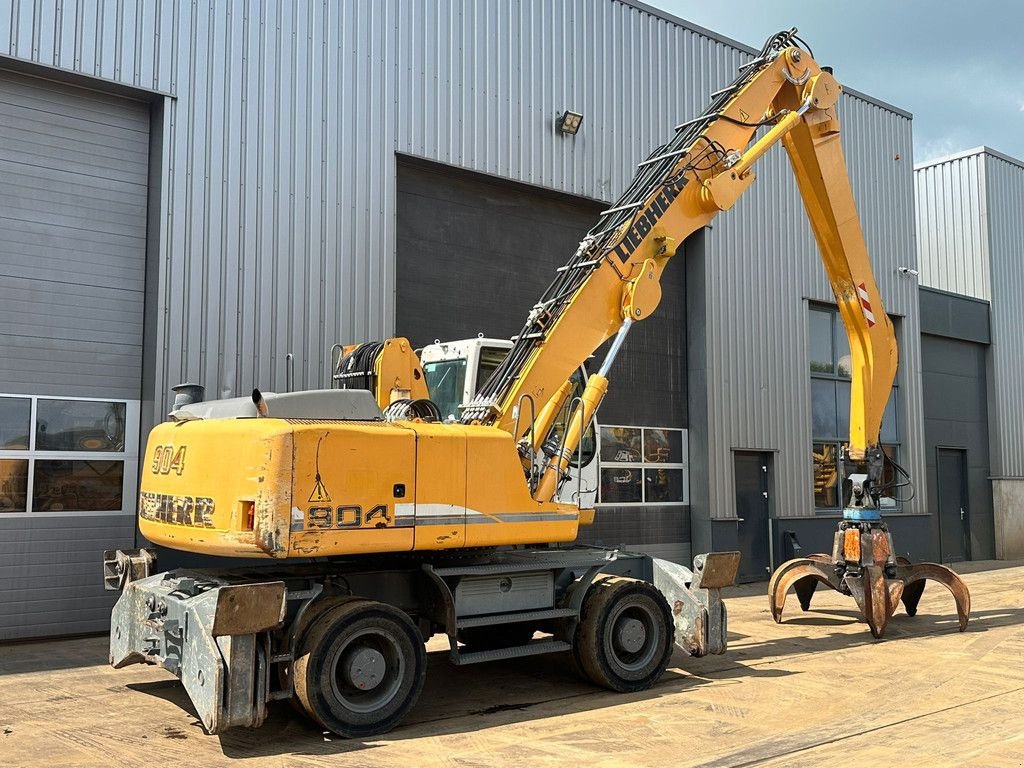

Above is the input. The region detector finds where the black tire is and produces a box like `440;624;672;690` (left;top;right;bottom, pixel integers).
292;600;427;738
458;622;536;651
572;575;673;692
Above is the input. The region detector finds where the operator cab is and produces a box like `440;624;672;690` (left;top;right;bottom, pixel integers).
418;337;511;422
419;337;598;506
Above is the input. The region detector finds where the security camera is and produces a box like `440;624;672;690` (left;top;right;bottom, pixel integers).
897;266;919;277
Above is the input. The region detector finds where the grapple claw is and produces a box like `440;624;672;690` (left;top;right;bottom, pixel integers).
768;558;842;623
894;560;971;631
845;565;903;638
767;526;970;639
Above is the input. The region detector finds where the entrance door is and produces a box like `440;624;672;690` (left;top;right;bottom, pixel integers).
735;451;771;582
937;448;970;563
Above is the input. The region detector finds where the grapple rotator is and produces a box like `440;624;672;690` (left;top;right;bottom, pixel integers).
770;447;970;639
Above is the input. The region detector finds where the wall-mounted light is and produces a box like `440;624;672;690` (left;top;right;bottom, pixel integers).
556;109;583;135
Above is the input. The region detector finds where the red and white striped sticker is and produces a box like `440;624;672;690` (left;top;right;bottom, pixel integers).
857;282;876;327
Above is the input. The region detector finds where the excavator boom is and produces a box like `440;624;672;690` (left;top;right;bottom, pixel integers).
462;31;895;470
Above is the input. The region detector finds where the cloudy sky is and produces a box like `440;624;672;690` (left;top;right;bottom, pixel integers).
652;0;1024;163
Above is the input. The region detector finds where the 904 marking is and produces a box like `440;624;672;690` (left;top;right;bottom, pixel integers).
151;445;187;475
307;504;390;529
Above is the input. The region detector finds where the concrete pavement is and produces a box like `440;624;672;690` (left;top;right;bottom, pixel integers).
1;560;1022;767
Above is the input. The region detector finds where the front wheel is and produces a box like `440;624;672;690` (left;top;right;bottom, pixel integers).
573;576;674;692
292;600;427;738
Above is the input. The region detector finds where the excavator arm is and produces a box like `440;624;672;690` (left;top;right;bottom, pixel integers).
461;30;895;505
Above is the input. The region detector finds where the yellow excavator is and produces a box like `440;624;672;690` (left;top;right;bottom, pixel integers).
105;29;968;738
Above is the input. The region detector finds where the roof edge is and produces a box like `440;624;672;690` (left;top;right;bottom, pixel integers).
616;0;913;119
915;146;1024;171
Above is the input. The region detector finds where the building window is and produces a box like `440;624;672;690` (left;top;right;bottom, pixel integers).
0;395;139;515
809;306;900;511
597;425;688;506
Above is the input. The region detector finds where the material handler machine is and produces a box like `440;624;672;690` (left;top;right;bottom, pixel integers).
105;30;969;738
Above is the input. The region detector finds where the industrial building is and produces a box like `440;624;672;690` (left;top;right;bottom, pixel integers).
915;147;1024;562
0;0;1014;641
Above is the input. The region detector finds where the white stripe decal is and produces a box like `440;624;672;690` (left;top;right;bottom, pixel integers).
857;282;876;327
392;502;576;525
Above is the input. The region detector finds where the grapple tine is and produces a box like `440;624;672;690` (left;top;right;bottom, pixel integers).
901;578;926;616
887;580;905;618
896;562;971;631
794;575;819;611
845;566;893;638
768;558;842;624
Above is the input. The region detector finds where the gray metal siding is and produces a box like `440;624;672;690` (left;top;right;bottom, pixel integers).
918;287;990;345
0;514;135;639
914;149;1024;479
915;151;990;300
0;0;915;427
0;67;148;398
985;154;1024;477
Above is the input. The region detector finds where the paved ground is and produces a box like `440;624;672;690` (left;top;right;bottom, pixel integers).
2;560;1022;767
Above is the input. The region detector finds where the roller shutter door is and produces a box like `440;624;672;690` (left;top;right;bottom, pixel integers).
0;69;149;639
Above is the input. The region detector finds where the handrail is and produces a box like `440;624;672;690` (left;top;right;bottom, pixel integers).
513;393;537;495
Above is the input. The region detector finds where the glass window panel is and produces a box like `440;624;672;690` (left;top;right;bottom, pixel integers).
809;309;834;374
878;444;900;509
837;380;850;438
549;415;597;469
475;347;508;392
600;467;642;503
881;390;898;443
35;400;126;452
0;459;29;512
33;460;124;512
812;443;839;509
835;317;852;378
422;359;467;421
643;428;683;464
599;426;642;464
644;468;684;503
812;379;838;439
548;370;596;467
0;397;31;450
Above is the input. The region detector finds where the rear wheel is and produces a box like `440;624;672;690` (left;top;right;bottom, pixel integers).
293;600;426;738
573;576;673;692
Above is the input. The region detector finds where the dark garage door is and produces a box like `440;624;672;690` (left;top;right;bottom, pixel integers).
0;69;149;639
395;158;690;562
921;333;994;561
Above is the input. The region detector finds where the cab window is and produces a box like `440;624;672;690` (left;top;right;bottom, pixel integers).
549;370;597;467
422;359;467;421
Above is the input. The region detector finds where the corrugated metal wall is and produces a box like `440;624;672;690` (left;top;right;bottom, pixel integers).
0;0;921;525
984;153;1024;477
0;68;149;398
915;151;990;300
915;148;1024;478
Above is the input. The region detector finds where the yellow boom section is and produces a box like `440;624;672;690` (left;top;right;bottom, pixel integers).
464;30;896;477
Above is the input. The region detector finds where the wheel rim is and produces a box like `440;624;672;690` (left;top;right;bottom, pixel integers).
604;600;661;673
327;627;406;714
